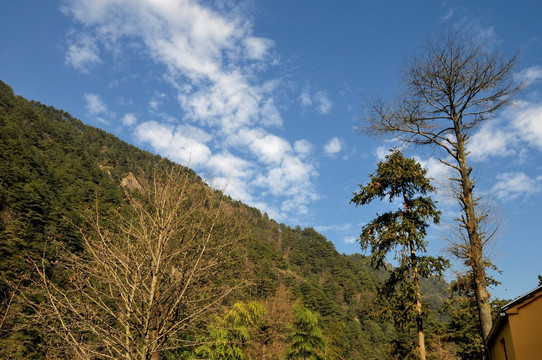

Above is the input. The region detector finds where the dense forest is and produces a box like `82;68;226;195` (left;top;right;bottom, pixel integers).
0;79;503;359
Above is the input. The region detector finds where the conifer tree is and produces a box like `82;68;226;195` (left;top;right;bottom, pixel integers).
285;305;324;360
351;150;447;360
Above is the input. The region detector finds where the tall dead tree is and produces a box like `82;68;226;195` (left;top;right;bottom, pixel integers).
27;165;243;359
364;32;520;340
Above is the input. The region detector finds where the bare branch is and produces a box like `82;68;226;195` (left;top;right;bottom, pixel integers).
26;163;244;359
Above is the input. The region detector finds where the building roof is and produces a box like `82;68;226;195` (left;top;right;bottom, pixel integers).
500;285;542;312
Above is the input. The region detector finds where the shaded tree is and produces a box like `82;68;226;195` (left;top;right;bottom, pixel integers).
351;150;447;360
363;32;520;340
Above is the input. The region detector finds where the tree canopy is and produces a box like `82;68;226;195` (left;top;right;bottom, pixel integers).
352;150;448;359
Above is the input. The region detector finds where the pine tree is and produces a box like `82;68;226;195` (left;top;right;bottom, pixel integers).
351;150;448;360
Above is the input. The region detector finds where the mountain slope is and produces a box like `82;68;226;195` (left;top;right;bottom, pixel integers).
0;80;447;359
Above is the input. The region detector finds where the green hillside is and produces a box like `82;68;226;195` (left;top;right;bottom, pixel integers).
0;80;453;359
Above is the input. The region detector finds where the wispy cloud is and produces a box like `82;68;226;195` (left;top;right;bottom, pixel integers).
510;101;542;151
65;34;101;73
343;236;358;244
135;121;212;167
468;122;517;162
84;93;108;115
415;156;452;188
314;91;332;114
514;66;542;86
452;18;499;49
300;89;312;108
314;223;353;233
491;172;542;200
324;137;344;156
300;88;333;114
467;98;542;161
122;113;137;127
64;0;318;221
440;8;454;23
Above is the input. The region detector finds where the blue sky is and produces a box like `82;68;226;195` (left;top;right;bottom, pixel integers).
1;0;541;300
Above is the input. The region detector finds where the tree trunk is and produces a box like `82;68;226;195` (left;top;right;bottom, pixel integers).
454;124;493;340
410;242;426;360
417;301;426;360
405;186;426;360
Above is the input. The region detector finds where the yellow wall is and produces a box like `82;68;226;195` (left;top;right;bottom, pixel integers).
489;292;542;360
506;293;542;360
489;320;515;360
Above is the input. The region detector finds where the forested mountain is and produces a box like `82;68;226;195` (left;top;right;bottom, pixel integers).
0;79;457;359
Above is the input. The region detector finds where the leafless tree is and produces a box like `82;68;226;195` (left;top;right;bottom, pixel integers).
363;31;521;340
26;164;243;359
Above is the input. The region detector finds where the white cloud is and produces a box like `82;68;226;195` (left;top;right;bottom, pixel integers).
468;122;517;162
374;146;388;161
65;34;101;73
95;117;111;126
84;93;108;115
511;102;542;151
440;8;454;23
343;236;358;244
233;128;292;165
299;88;332;114
453;20;499;49
244;37;274;60
260;98;282;127
64;0;281;133
135;121;211;166
461;100;542;162
63;0;318;222
416;156;450;183
300;89;312;108
149;93;167;111
294;140;313;157
314;91;332;114
491;172;542;200
254;155;317;196
514;66;542;86
206;152;255;204
207;152;253;179
314;223;353;233
374;144;399;161
122;113;137;126
472;25;498;48
324;137;344;156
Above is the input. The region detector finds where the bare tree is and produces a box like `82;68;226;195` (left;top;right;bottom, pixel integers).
364;32;521;340
26;164;243;359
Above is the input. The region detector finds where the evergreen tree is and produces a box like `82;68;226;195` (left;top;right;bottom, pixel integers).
351;150;448;360
285;305;325;360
